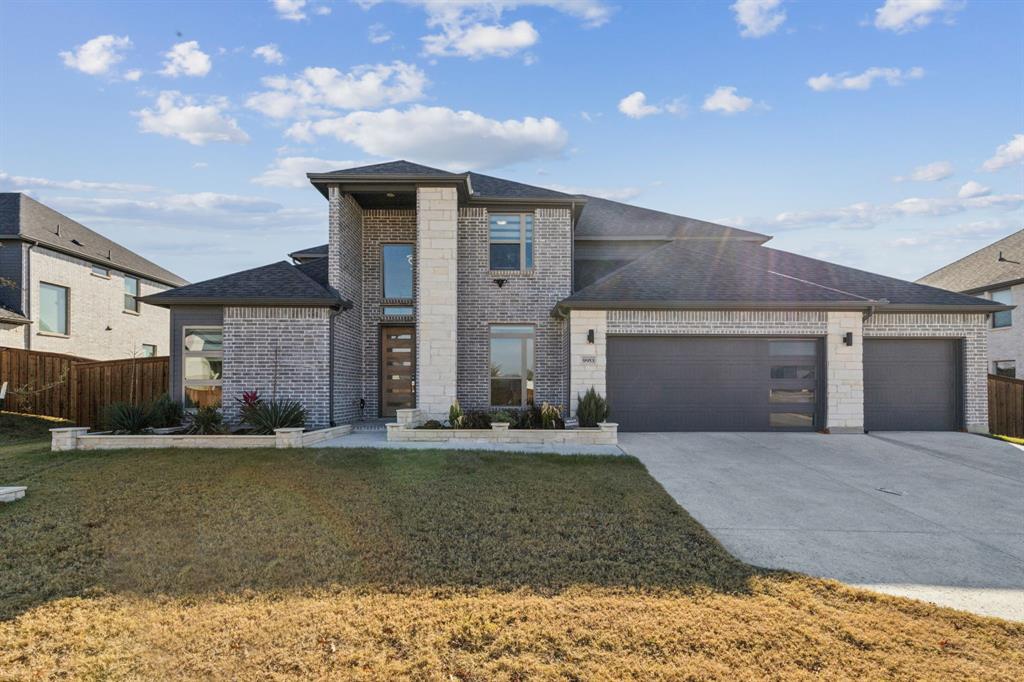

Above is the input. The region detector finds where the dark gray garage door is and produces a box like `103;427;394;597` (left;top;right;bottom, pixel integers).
864;338;961;431
606;337;823;432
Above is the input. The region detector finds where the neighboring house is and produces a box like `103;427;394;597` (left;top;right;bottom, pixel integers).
0;193;187;360
918;229;1024;379
142;161;1005;433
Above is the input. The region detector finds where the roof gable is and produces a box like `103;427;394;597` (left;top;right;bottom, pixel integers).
317;160;457;177
140;260;344;307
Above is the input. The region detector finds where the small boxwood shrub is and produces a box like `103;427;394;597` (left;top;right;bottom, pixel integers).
187;405;225;435
148;394;185;429
461;411;492;429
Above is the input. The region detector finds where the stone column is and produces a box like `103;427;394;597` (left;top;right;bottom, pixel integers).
826;311;864;433
415;186;459;419
569;309;607;417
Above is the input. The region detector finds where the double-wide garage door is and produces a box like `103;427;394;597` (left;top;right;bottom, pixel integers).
606;336;962;432
607;337;823;432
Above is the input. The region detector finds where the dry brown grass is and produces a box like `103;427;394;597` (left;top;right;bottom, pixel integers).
1;424;1021;680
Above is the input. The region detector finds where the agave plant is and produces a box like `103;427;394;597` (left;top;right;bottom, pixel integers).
186;405;225;435
102;401;151;434
242;399;307;435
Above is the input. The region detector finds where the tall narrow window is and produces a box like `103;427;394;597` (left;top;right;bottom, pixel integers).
490;324;534;406
38;282;69;335
182;327;223;409
992;288;1012;328
382;243;414;302
124;275;140;313
489;213;534;271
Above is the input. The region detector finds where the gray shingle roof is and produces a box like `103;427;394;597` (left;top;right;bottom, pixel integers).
917;228;1024;293
288;243;329;261
575;195;769;241
466;172;575;200
316;160;457;177
561;240;1002;311
0;193;188;287
140;260;346;307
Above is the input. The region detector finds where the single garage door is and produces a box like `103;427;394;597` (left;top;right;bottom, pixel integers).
606;336;823;432
863;338;962;431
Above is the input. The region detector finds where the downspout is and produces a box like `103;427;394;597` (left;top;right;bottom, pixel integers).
328;306;342;427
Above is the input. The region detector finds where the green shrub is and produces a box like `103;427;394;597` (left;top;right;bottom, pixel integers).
418;419;444;430
489;410;514;424
510;404;540;429
448;399;465;428
576;387;609;427
461;411;492;429
102;402;151;434
187;405;225;435
242;400;307;435
148;394;185;429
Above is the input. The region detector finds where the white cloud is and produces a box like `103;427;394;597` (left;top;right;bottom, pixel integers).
246;61;428;119
368;23;393;43
0;171;154;193
123;69;143;82
807;66;924;92
617;92;684;119
272;0;307;21
253;43;284;65
285;105;567;170
941;219;1019;240
314;4;331;15
894;160;953;182
874;0;964;33
160;41;212;78
59;35;132;76
192;162;209;169
424;19;539;58
251;156;362;187
731;0;786;38
701;86;754;114
135;91;250;145
982;134;1024;172
957;181;991;199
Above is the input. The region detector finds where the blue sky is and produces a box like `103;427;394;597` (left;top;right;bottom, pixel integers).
1;0;1021;284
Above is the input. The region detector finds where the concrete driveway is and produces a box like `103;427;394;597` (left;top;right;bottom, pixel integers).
622;432;1024;621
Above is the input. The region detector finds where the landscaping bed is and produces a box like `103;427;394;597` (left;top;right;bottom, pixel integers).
1;418;1021;679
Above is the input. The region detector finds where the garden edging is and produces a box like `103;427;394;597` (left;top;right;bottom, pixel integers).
50;425;353;451
385;419;618;445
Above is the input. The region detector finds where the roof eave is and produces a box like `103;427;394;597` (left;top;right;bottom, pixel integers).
960;277;1024;295
138;295;351;310
553;299;1008;316
306;172;470;199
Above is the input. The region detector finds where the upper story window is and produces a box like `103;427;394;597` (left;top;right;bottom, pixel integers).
183;327;223;409
141;344;157;358
38;282;69;335
489;213;533;272
90;265;110;278
382;244;414;301
992;288;1012;328
124;275;140;313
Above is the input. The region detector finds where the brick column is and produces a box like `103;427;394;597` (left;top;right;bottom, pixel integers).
415;186;459;419
826;311;864;433
569;309;607;417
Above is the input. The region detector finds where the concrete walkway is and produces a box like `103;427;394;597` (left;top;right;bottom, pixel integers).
622;431;1024;621
315;429;624;456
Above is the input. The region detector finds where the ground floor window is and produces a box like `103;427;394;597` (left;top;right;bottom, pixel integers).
183;327;223;408
490;324;534;406
994;360;1016;378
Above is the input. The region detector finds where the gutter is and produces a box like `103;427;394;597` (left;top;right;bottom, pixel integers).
552;299;1013;318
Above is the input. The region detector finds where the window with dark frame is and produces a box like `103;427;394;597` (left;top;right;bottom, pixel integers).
992;288;1012;328
90;264;110;278
382;243;414;317
124;275;140;313
489;213;534;272
994;360;1016;378
489;324;535;406
182;327;223;410
141;344;157;358
38;282;69;335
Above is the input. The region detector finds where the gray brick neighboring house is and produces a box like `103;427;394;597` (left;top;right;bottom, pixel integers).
142;161;1008;433
0;193;187;360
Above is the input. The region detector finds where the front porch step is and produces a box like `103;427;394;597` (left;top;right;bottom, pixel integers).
353;419;394;433
0;486;26;503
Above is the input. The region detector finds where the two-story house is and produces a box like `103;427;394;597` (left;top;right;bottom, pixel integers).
0;193;187;360
918;229;1024;378
143;161;1005;433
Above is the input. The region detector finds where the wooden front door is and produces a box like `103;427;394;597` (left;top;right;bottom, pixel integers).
380;326;416;417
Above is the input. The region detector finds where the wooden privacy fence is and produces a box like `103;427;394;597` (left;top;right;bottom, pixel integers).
0;347;169;427
988;373;1024;438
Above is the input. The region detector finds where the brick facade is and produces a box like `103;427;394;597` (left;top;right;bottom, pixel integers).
361;210;416;418
863;312;988;431
222;306;331;429
457;207;572;412
328;188;363;425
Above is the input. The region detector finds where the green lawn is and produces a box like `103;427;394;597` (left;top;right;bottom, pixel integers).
1;416;1022;679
